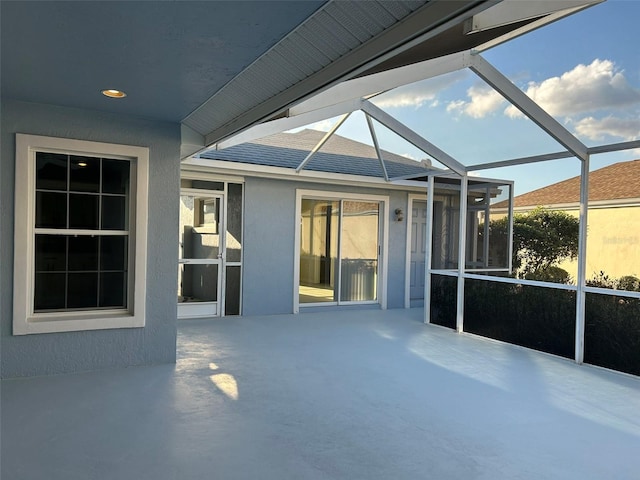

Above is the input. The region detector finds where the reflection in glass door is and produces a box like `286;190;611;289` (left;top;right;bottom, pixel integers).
299;198;380;305
178;192;223;318
340;201;379;302
299;199;339;303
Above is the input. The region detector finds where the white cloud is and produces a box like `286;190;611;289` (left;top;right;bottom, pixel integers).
287;119;335;133
447;59;640;124
573;116;640;141
447;85;505;118
374;89;438;109
373;71;469;109
504;59;640;118
446;100;466;114
401;153;418;160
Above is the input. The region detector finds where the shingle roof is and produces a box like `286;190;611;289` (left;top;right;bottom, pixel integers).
504;159;640;208
198;129;431;179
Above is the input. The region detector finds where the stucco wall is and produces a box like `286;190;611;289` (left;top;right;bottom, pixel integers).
1;99;180;377
241;176;408;316
558;206;640;280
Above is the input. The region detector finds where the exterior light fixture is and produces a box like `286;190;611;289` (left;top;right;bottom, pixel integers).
395;208;404;222
101;89;127;98
77;162;87;167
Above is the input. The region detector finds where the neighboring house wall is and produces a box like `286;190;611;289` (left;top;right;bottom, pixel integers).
1;99;180;377
555;205;640;280
241;176;408;316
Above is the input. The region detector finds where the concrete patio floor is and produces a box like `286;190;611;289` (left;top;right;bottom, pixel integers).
2;308;639;479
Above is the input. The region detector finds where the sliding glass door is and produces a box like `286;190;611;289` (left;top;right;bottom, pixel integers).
299;199;339;303
340;201;379;302
299;197;380;306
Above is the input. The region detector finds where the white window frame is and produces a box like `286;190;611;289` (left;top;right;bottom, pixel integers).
13;134;149;335
294;189;389;313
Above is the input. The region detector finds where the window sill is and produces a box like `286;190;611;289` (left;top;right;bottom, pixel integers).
15;311;145;335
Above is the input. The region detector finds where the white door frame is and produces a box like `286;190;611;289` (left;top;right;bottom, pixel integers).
294;189;389;313
178;188;225;319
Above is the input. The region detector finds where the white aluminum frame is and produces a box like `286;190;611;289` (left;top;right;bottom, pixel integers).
295;113;351;173
191;45;639;371
178;189;225;319
293;189;389;313
179;170;246;317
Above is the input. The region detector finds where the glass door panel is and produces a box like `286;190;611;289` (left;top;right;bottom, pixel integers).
178;192;222;318
179;195;220;260
226;183;243;263
340;201;379;302
178;263;219;302
299;199;339;304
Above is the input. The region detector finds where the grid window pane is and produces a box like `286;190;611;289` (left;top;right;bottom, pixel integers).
32;150;132;314
34;273;66;310
102;196;127;230
67;273;99;308
70;156;100;193
36;152;67;191
35;192;67;228
99;272;127;307
68;236;99;271
102;159;130;194
69;194;99;229
100;236;127;271
35;235;66;271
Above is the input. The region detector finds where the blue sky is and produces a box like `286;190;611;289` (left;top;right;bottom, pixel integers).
296;0;640;195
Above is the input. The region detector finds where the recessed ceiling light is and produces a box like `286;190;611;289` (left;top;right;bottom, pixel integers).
102;89;127;98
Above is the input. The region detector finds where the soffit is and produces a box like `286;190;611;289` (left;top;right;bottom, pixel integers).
184;0;492;145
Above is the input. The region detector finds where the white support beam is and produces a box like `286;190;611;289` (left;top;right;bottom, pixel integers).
507;181;514;273
466;0;600;34
472;1;603;52
456;175;468;333
424;175;435;324
469;55;589;161
390;169;455;181
215;99;363;150
214;51;476;152
364;114;390;182
290;51;473;117
588;139;640;155
296;113;351;173
575;154;590;364
466;151;574;171
361;101;467;176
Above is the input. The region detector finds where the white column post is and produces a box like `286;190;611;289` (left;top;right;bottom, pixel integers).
575;155;590;363
424;175;435;324
456;175;469;333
